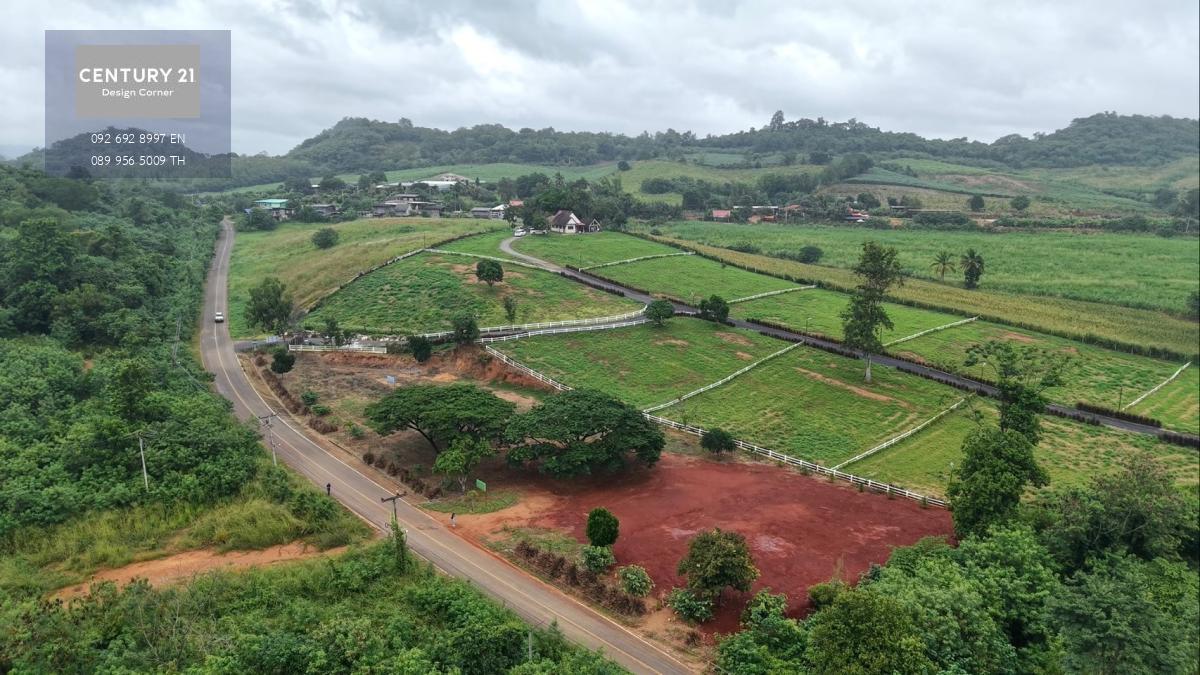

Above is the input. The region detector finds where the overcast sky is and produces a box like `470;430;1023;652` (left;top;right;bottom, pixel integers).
1;0;1197;159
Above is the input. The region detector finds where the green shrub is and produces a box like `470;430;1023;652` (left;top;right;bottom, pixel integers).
580;545;615;573
311;404;331;416
807;579;848;610
667;588;714;624
348;423;365;439
586;507;620;547
618;565;654;597
311;227;339;249
300;390;319;406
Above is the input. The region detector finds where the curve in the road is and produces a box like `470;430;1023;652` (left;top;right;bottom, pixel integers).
202;221;694;675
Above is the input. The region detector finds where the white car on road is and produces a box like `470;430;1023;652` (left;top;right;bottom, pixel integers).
214;311;225;323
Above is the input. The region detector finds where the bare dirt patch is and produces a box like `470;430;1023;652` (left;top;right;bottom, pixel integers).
793;366;901;405
654;338;690;347
734;351;754;361
452;452;951;634
999;331;1038;344
714;332;752;347
54;542;347;600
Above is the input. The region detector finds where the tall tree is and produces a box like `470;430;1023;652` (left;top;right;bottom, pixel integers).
645;299;674;326
365;383;515;451
930;251;956;282
698;295;730;323
505;389;664;477
961;249;985;289
244;277;294;335
474;259;503;286
946;426;1048;538
805;591;935;675
964;340;1069;444
967;194;986;211
841;241;904;382
433;435;495;492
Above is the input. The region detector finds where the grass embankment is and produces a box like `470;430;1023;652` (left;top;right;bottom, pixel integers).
641;234;1199;360
438;229;521;258
493;319;783;409
0;461;371;598
649;221;1199;314
227;217;504;337
305;252;639;335
849;403;1200;498
659;345;961;466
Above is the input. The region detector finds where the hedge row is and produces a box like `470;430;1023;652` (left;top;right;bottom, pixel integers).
512;540;647;616
1074;402;1162;428
360;453;445;500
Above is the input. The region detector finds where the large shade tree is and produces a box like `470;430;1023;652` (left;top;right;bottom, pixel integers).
365;383;515;451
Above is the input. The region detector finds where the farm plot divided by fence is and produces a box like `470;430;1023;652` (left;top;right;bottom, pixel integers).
1128;364;1200;435
655;345;963;466
732;286;971;344
304;252;639;335
598;254;799;303
510;231;681;268
892;319;1196;426
491;319;785;409
848;402;1200;498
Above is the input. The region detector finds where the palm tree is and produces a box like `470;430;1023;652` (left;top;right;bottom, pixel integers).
930;251;956;282
961;249;985;289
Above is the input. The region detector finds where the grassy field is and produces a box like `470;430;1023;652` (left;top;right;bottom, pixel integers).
493;319;783;408
228;217;504;337
1128;365;1200;434
893;320;1190;411
733;286;967;344
305;252;639;335
511;231;680;268
647;221;1199;314
600;255;798;303
642;235;1200;359
439;228;521;258
617;159;820;204
849;403;1199;498
659;344;962;466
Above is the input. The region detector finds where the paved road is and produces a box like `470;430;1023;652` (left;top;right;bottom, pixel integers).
201;221;694;675
500;238;1173;438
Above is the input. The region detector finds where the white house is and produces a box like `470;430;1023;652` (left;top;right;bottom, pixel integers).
547;210;600;234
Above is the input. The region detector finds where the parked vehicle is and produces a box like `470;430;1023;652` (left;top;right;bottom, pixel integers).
214;311;225;323
513;228;527;237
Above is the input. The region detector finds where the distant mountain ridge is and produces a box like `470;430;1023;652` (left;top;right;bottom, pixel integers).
284;112;1198;174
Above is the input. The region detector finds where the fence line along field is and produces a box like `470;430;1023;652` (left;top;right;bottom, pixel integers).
1128;365;1200;435
492;319;783;408
733;285;970;344
848;402;1200;498
646;221;1199;314
642;235;1199;359
510;230;681;268
656;344;961;466
304;252;639;336
227;217;505;337
892;320;1198;428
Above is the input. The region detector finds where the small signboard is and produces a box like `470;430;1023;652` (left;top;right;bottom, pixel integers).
475;479;487;492
386;375;396;385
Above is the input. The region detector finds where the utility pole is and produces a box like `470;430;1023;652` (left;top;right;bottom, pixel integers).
258;413;278;465
138;434;149;491
380;492;405;522
1118;384;1124;410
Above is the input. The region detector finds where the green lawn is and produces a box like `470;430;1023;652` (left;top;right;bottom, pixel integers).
305;252;639;335
228;217;504;337
892;320;1192;418
849;403;1199;498
493;319;783;408
647;221;1200;314
600;254;798;302
659;345;962;466
1129;365;1200;435
511;231;679;268
439;229;520;259
733;286;968;344
643;235;1199;360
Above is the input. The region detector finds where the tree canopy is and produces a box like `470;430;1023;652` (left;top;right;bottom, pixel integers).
365;383;515;451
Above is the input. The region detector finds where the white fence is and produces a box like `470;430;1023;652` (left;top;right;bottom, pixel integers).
423;247;547;270
728;285;816;304
642;413;947;508
885;316;978;347
289;344;387;354
580;251;693;271
486;348;947;508
832;398;967;470
642;342;803;413
1124;361;1192;410
479;318;649;343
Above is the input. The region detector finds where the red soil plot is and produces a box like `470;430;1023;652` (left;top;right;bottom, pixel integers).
528;453;952;633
